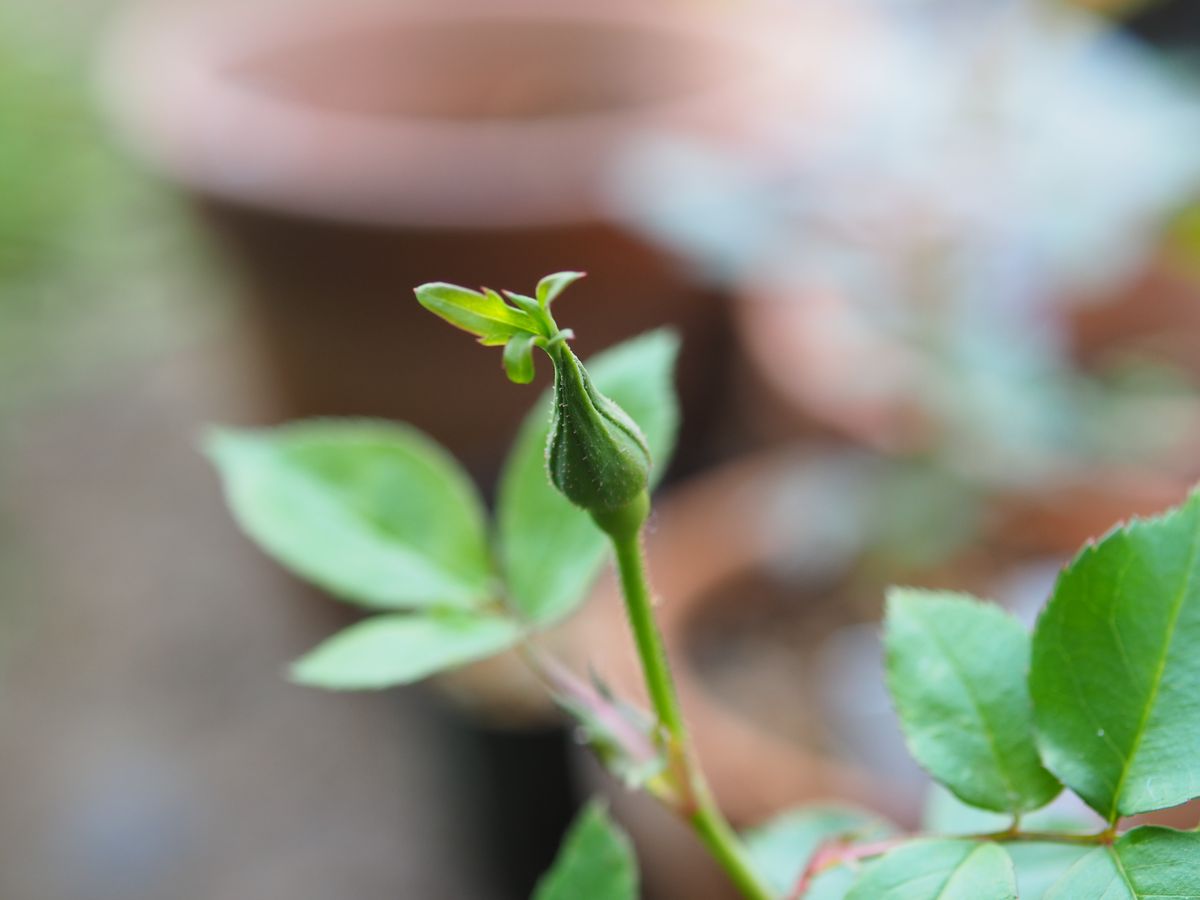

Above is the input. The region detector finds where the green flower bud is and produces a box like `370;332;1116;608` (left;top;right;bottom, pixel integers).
547;346;652;535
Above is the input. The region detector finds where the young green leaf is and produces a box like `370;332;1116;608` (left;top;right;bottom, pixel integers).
537;270;586;308
206;421;492;610
414;282;538;346
497;330;680;625
885;590;1061;815
503;332;539;384
1044;827;1200;899
291;611;522;690
1030;491;1200;821
501;289;543;321
743;807;892;896
846;841;1017;900
533;801;638;900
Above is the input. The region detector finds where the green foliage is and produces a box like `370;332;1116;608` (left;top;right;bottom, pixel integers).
497;330;680;623
209;327;680;691
536;271;586;308
845;841;1016;900
503;331;539;384
923;788;1097;899
885;589;1060;814
533;801;638;900
1030;491;1200;821
744;807;892;896
213;272;1200;900
206;422;492;610
414;282;538;346
1044;828;1200;899
291;611;522;690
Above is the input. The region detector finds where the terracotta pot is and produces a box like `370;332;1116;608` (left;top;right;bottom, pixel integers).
733;277;1200;513
1068;250;1200;380
99;0;830;483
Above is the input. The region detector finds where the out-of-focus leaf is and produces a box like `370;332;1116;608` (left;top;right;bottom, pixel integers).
744;807;892;896
1044;827;1200;899
207;421;492;610
533;801;637;900
846;841;1016;900
291;611;522;690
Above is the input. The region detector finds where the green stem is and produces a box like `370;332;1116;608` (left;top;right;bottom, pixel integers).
611;533;685;742
610;531;774;900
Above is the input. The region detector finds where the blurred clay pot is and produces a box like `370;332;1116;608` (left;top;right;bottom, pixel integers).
1068;250;1200;380
733;277;1200;526
100;0;828;483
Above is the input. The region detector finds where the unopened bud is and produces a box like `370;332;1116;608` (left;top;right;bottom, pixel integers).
547;346;651;535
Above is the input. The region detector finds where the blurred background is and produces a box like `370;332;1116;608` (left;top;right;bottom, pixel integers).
3;0;1200;897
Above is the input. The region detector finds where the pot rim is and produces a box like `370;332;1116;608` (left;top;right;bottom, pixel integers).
99;0;827;229
733;277;1200;483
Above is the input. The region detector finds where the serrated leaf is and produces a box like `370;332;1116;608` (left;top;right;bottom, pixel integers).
847;841;1017;900
503;332;538;384
537;271;586;308
744;807;893;896
414;282;538;346
885;590;1061;814
1044;827;1200;899
291;611;522;690
497;330;680;625
533;801;637;900
1030;491;1200;820
207;421;492;610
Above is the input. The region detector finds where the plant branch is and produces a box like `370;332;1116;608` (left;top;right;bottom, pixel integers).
610;531;774;900
790;826;1116;898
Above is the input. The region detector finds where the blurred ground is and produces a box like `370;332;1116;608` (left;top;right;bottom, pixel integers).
2;336;499;900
